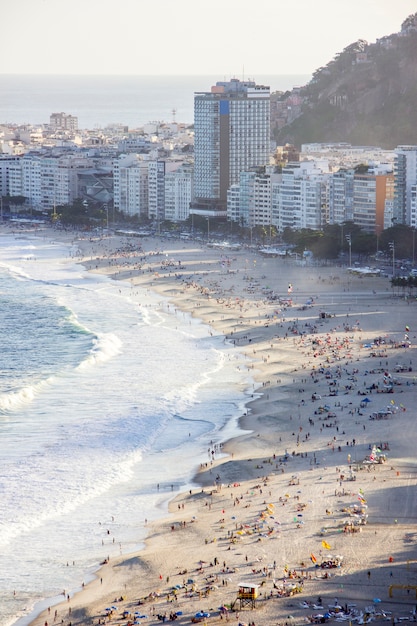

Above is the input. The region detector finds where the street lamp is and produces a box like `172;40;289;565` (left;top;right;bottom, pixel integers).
345;234;352;267
412;227;416;267
389;241;395;276
375;224;382;257
206;216;210;242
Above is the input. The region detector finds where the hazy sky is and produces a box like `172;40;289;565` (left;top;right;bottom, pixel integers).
1;0;416;76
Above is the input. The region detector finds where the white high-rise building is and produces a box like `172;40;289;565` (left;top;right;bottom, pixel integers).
192;78;270;217
239;169;278;227
393;146;417;225
164;163;194;222
277;161;329;231
0;155;21;198
113;154;148;217
148;160;186;223
328;169;355;224
227;184;240;225
148;161;166;224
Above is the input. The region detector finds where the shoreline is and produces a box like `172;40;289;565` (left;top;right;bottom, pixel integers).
8;227;417;626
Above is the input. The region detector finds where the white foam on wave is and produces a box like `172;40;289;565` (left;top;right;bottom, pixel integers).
0;426;146;550
76;331;122;369
0;376;55;414
0;261;31;281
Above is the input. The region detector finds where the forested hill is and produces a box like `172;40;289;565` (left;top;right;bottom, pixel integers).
273;13;417;149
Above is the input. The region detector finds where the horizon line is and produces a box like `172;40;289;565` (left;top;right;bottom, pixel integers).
0;72;312;77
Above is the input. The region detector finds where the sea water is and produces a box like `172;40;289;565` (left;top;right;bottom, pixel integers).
0;74;311;128
0;229;252;626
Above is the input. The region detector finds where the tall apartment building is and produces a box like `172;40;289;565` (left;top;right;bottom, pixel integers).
147;160;186;223
328;168;354;224
353;170;394;233
411;185;417;229
227;184;240;225
233;168;279;228
393;146;417;225
148;161;166;224
277;161;328;232
192;78;270;217
164;163;194;222
113;154;148;217
0;155;21;198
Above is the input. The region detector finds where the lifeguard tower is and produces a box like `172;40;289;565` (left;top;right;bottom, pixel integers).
231;583;259;610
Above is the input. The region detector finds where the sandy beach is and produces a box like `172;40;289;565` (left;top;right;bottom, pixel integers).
25;229;417;626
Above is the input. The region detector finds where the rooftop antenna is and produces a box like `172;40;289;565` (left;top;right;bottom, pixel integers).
242;65;245;82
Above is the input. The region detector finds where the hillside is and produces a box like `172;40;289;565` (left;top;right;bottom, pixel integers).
273;13;417;149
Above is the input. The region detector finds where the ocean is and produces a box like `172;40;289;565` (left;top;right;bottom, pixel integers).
0;228;253;626
0;74;311;129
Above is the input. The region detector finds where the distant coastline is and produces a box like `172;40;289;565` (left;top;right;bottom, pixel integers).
0;74;311;129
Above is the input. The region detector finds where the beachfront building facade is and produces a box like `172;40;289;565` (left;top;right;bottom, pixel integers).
8;153;113;212
352;169;394;233
164;162;194;223
148;160;166;226
0;155;21;198
411;184;417;229
147;159;191;224
10;155;47;210
113;154;148;218
192;78;270;219
274;161;329;232
226;184;240;226
226;167;283;229
226;160;329;233
393;146;417;225
328;168;355;224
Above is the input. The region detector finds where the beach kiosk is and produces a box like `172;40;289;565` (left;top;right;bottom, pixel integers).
232;583;259;610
